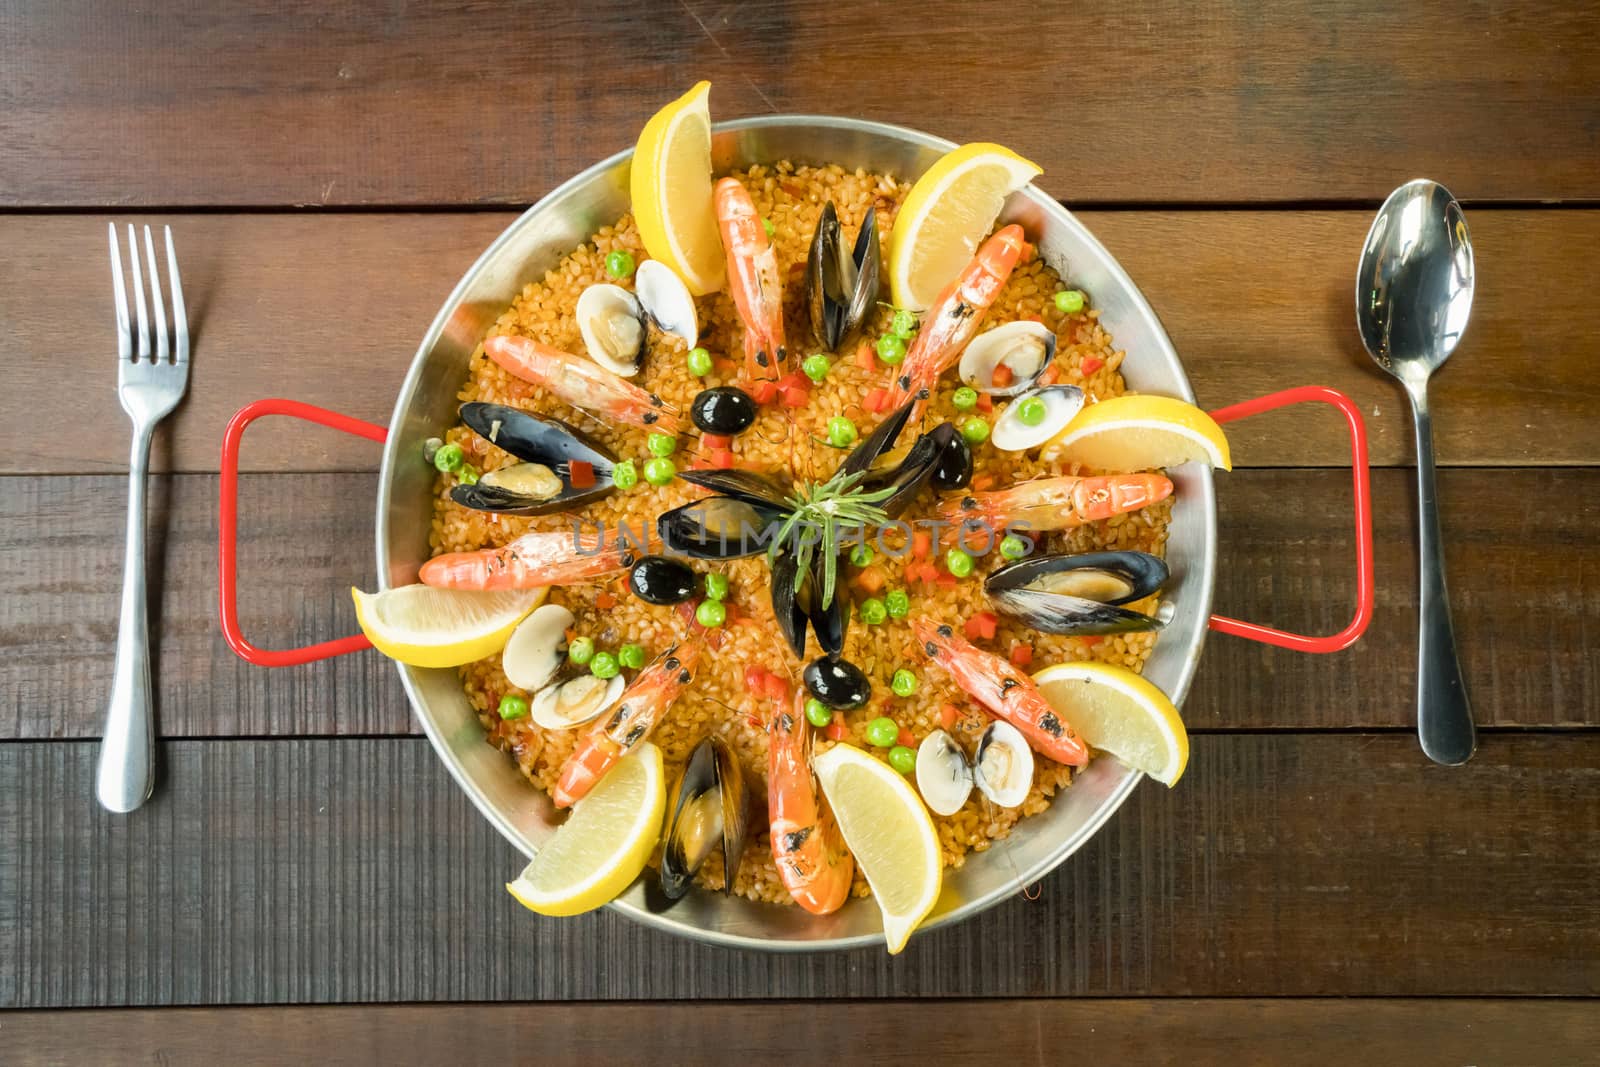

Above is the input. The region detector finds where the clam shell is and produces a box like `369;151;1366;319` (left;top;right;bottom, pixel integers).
991;385;1086;452
973;720;1034;808
915;730;974;817
958;320;1057;396
576;283;646;377
530;672;625;731
635;259;698;349
501;603;575;691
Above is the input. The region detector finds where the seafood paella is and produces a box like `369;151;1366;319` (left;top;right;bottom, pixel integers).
355;84;1230;952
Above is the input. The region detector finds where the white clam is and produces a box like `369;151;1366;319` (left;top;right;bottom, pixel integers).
501;603;574;691
973;720;1035;809
530;672;625;731
576;283;647;377
635;259;699;349
958;320;1057;396
914;729;974;817
991;384;1086;452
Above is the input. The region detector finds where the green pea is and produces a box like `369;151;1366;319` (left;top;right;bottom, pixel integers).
802;353;832;382
945;548;975;578
961;417;990;444
703;573;729;601
643;457;677;486
1054;289;1086;314
762;217;776;238
859;597;887;625
952;387;979;411
687;346;713;377
695;599;726;628
804;698;832;729
1000;535;1029;560
890;308;918;339
568;636;595;666
849;542;875;567
433;442;464;473
590;651;620;679
885;589;910;618
827;416;858;448
864;716;899;748
605;249;636;279
618;643;647;670
888;745;916;775
891;669;918;697
457;465;480;486
497;693;530;721
1017;396;1048;426
647;432;678;457
613;459;638;490
875;333;907;365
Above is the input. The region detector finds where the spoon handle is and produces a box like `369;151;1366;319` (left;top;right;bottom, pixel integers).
1407;385;1476;765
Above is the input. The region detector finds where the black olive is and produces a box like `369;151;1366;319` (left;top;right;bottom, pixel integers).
628;556;696;605
690;387;757;435
802;655;871;710
930;427;973;491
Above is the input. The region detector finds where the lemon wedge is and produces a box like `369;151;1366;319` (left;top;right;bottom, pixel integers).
813;743;942;953
631;81;725;295
888;142;1042;310
351;585;543;668
507;742;666;917
1032;662;1189;786
1042;394;1232;471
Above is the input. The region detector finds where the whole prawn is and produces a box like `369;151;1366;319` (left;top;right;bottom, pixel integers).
552;639;703;808
938;473;1172;543
910;619;1089;766
888;224;1027;420
714;177;785;382
419;531;633;591
484;334;685;436
768;691;854;914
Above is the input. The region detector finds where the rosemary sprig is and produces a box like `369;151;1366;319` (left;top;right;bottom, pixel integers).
768;468;895;608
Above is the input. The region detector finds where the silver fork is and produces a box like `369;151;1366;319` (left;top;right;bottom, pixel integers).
98;224;190;813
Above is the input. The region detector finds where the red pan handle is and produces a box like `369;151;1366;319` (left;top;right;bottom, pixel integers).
1205;385;1374;653
219;399;388;667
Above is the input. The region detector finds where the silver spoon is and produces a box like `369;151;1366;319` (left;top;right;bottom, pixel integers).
1356;179;1476;765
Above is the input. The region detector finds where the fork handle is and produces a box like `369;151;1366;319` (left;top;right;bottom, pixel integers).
98;423;157;812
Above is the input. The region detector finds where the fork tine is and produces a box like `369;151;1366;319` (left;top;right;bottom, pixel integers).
141;226;169;364
165;226;190;365
126;224;151;363
108;223;133;361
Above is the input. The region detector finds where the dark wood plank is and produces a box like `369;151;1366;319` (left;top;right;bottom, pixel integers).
2;1;1598;207
5;468;1594;739
6;999;1598;1066
4;210;1597;476
4;734;1598;1005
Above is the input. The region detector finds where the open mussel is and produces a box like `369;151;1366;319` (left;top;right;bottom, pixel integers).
658;496;786;560
771;549;849;658
958;320;1057;396
991;384;1085;452
985;550;1169;635
841;398;914;478
661;735;749;899
805;202;880;352
803;655;871;710
450;403;616;515
676;467;793;509
857;422;958;518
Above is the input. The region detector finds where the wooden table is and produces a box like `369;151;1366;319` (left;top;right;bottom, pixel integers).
3;2;1598;1061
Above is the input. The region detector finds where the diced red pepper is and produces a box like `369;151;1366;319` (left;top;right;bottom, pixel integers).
1009;642;1034;667
964;616;984;639
938;703;960;730
745;665;769;694
976;612;998;640
912;530;932;560
1079;635;1104;647
569;460;595;488
1081;355;1105;375
595;592;616;611
855;343;876;371
856;567;886;594
749;380;779;405
781;385;809;408
825;713;849;742
971;473;997;492
1019;241;1036;263
976;394;994;413
896;726;916;748
712;448;737;469
863;387;887;413
991;363;1014;389
1022;314;1043;324
702;433;732;450
935;572;958;587
762;671;789;702
919;562;942;584
1037;363;1062;387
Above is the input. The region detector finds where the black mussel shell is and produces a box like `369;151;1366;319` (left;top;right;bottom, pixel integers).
677;467;794;508
690;387;758;435
859;422;955;519
803;655;871;710
658;496;786;560
805;202;881;352
629;556;697;605
660;736;749;900
770;551;811;658
841;399;915;477
770;550;851;658
930;427;973;492
985;550;1169;636
452;403;616;515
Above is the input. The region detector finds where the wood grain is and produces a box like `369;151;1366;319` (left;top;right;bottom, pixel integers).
6;1000;1598;1066
2;1;1597;207
5;468;1594;739
3;734;1598;1005
3;210;1598;476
